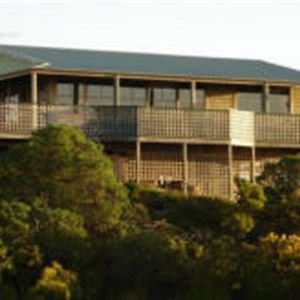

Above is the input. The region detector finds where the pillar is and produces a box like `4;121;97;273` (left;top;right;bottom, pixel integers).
114;75;120;106
228;144;234;199
263;83;270;113
250;147;256;184
136;141;141;184
31;71;38;129
190;80;197;108
183;143;188;193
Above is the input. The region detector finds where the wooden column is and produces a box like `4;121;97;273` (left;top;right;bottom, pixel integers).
31;71;38;129
228;144;234;199
73;82;79;105
136;141;141;184
175;88;180;108
183;143;188;194
114;75;120;106
190;80;197;108
263;83;270;113
250;147;256;184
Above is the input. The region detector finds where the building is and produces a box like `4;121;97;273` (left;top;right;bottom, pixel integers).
1;45;300;198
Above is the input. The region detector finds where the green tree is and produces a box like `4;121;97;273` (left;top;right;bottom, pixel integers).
0;125;131;235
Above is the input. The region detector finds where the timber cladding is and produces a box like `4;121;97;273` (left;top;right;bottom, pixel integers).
291;86;300;114
205;89;236;110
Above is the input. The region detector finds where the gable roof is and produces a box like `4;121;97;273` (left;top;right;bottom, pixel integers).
1;44;300;83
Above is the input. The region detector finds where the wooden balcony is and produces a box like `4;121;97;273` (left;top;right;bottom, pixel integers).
2;104;300;149
0;104;255;146
255;114;300;148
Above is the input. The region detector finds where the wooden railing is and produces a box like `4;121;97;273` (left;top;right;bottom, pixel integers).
0;104;256;146
255;114;300;146
137;108;254;146
3;104;300;148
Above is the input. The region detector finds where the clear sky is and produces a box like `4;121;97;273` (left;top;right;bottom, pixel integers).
1;1;300;70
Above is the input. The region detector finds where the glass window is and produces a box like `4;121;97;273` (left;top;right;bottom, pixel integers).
153;88;176;108
57;83;74;105
121;87;146;106
237;93;263;113
179;89;190;108
195;90;205;109
84;84;113;106
269;94;289;114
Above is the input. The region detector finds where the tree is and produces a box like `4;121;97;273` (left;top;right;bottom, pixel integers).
0;125;131;235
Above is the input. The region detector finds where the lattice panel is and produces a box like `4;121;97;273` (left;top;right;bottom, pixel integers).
255;114;300;144
188;145;230;197
233;147;252;182
140;143;183;183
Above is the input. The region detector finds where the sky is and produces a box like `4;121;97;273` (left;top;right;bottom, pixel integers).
1;1;300;70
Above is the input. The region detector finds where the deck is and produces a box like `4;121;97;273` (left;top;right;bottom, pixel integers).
0;104;299;148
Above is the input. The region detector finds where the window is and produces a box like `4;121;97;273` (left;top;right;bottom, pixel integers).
269;94;289;114
195;90;205;109
83;84;114;106
237;93;263;113
153;88;176;108
179;89;190;108
57;83;74;105
121;87;146;106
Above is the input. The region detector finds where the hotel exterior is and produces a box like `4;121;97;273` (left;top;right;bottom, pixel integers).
1;45;300;198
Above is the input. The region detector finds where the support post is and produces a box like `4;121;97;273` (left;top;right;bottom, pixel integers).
183;143;188;194
190;80;197;108
228;144;234;199
263;83;270;113
73;82;79;105
136;141;141;184
175;88;180;108
114;75;120;106
250;147;256;184
31;71;38;129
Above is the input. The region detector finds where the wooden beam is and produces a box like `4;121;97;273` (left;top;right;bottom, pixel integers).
33;68;298;87
190;80;197;108
136;141;141;184
31;71;38;129
73;82;79;105
263;83;270;113
183;143;188;194
114;75;120;106
228;145;234;199
31;71;38;104
251;147;256;184
175;88;180;108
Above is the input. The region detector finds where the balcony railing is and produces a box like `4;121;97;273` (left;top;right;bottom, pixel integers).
0;104;255;146
255;114;300;146
2;104;300;148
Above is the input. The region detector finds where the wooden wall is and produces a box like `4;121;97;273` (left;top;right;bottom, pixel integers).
291;86;300;114
205;89;236;110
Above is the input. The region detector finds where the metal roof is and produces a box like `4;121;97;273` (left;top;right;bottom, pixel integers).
1;44;300;83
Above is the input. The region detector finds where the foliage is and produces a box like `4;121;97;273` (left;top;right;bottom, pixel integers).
0;126;299;299
29;261;79;300
0;125;131;235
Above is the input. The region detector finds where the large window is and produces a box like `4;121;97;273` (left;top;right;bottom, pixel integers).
178;89;205;109
121;87;146;106
237;93;263;113
85;84;114;106
153;88;176;108
269;94;289;114
57;83;74;105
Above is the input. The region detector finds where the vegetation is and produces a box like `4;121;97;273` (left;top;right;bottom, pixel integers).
0;125;300;299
